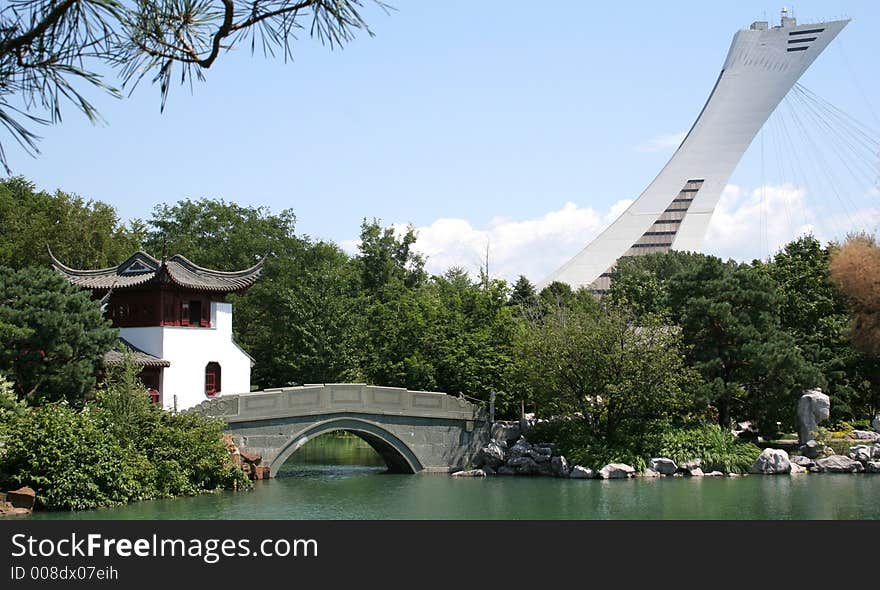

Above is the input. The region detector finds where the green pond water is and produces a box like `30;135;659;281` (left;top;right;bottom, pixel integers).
26;433;880;520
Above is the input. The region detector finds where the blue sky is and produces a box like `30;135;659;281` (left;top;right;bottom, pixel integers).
7;1;880;281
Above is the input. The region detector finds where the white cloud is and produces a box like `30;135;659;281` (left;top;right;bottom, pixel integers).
399;200;635;283
342;183;877;285
705;183;880;261
635;131;687;153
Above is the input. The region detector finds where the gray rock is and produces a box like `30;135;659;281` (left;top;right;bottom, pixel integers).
497;465;517;476
685;467;705;477
849;445;873;463
866;461;880;474
507;456;540;475
508;438;533;459
598;463;636;479
528;447;552;463
749;449;792;475
874;444;880;459
483;465;496;476
791;455;815;468
569;466;595;479
873;414;880;433
851;430;880;442
536;460;554;476
519;413;536;436
704;470;724;477
649;458;678;475
816;455;864;473
797;389;831;444
491;422;521;446
639;469;661;478
798;439;826;460
678;459;702;472
475;441;507;469
451;469;486;477
551;456;570;478
789;462;807;474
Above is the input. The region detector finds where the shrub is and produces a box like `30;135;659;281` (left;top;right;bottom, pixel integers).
527;418;655;471
0;360;250;510
656;425;761;474
0;402;149;510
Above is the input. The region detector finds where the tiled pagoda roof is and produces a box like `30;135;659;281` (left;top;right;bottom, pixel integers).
104;337;171;368
49;249;264;293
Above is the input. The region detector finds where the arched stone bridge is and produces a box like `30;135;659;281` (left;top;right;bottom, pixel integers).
190;384;490;477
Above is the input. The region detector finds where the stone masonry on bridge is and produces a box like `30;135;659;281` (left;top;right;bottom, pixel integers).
190;384;490;476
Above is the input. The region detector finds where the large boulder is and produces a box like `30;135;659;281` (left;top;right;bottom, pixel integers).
491;422;521;446
849;445;873;464
598;463;635;479
791;455;815;468
507;438;533;459
528;447;552;463
816;455;864;473
749;449;792;475
678;459;702;472
507;456;540;475
789;462;807;474
798;439;830;460
569;466;595;479
519;413;536;436
550;456;570;478
797;389;830;444
865;461;880;474
536;460;554;477
6;487;36;510
475;441;507;469
649;458;678;475
851;430;880;442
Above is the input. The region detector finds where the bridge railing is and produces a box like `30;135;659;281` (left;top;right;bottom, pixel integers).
189;383;482;424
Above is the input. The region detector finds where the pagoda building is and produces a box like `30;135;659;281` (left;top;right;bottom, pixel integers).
49;249;263;411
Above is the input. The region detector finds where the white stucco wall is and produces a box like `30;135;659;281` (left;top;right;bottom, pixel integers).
120;301;253;411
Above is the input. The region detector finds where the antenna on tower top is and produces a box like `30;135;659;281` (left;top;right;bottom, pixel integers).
780;6;796;27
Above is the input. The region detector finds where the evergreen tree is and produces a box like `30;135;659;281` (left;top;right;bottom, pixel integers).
667;257;820;433
0;266;117;404
509;275;538;308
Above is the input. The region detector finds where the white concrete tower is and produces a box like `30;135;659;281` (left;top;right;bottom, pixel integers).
541;13;849;292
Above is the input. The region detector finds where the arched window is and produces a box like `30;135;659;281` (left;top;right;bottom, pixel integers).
205;362;222;397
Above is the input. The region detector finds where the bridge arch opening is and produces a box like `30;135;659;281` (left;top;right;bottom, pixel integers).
270;418;424;476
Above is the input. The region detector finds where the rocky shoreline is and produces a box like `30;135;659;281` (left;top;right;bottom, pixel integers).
0;486;36;516
450;418;880;480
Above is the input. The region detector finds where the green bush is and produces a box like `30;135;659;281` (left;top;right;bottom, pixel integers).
529;419;760;474
0;402;148;510
527;418;656;471
0;360;250;510
656;425;761;474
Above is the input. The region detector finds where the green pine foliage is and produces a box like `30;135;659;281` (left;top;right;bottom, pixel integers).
0;265;118;405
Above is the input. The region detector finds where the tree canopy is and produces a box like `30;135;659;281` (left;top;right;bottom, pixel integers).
0;265;117;404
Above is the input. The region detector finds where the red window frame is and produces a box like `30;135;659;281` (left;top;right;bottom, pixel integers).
205;362;221;397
